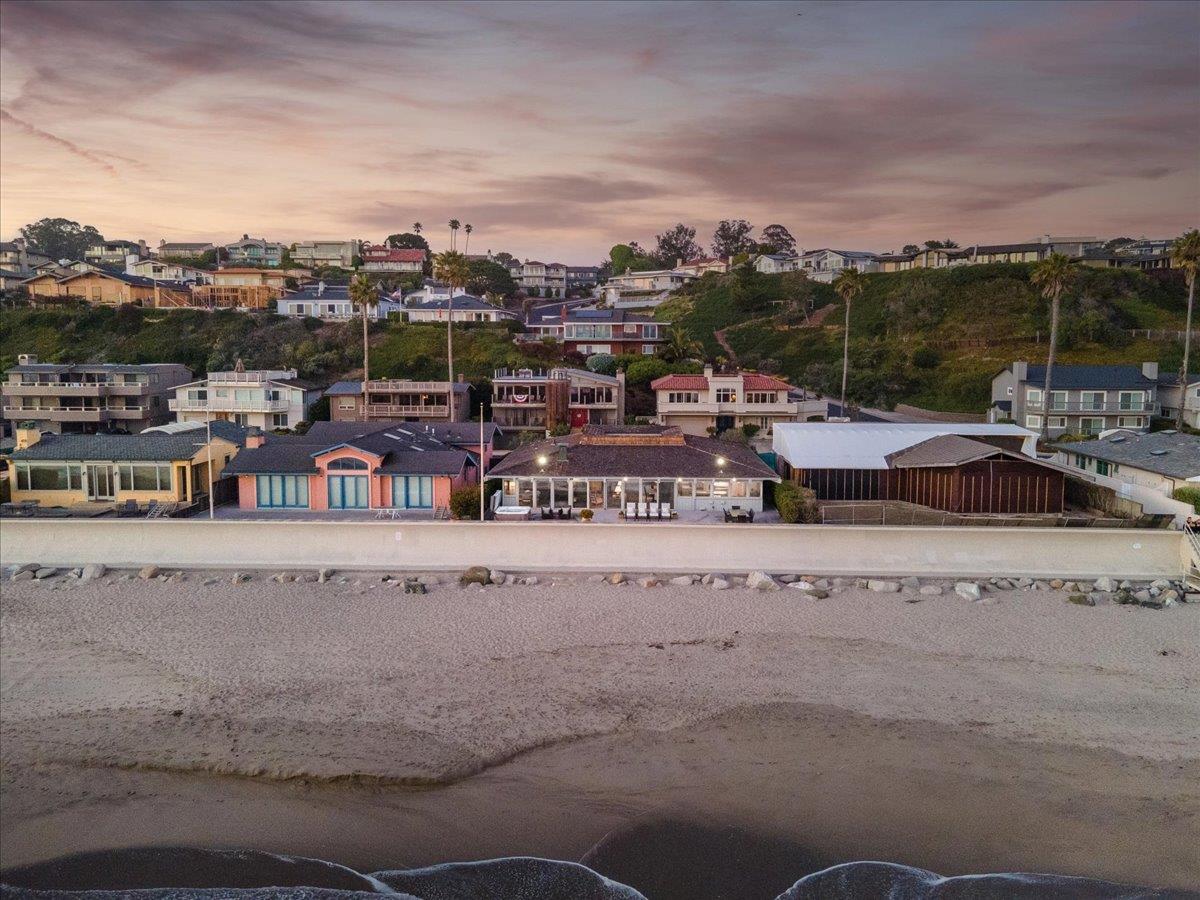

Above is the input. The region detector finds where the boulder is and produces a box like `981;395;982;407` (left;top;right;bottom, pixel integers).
586;574;606;584
1151;578;1172;590
778;574;798;583
504;574;517;586
1163;589;1180;601
1089;591;1111;606
80;564;107;582
1068;593;1094;606
900;576;920;590
710;578;730;591
1184;592;1200;604
814;578;831;590
1033;581;1050;591
9;563;37;577
1139;598;1165;610
1133;589;1152;603
608;572;626;585
34;567;58;580
1049;578;1064;590
521;576;539;586
791;586;829;599
11;570;34;582
637;576;659;588
490;570;507;585
459;566;491;586
867;580;900;593
138;565;160;580
669;575;696;587
318;568;334;583
746;571;778;591
230;572;250;584
993;578;1012;590
271;573;293;583
1093;576;1116;593
1015;577;1033;589
919;585;944;596
954;582;982;601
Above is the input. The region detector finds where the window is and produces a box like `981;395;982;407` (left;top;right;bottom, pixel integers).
1075;454;1089;470
1117;416;1144;428
1078;417;1105;435
233;414;248;426
15;463;82;491
1025;414;1042;429
711;480;729;497
642;344;655;355
1096;460;1111;477
1081;391;1105;411
117;463;171;492
327;457;368;470
642;324;659;339
392;475;432;508
272;414;288;428
256;474;309;508
338;398;356;410
1026;388;1043;408
716;389;737;403
1048;416;1066;428
746;392;775;404
1118;391;1145;411
749;482;761;498
1049;391;1067;411
624;323;637;334
187;389;208;402
695;480;711;497
731;480;747;497
677;479;693;497
667;391;700;404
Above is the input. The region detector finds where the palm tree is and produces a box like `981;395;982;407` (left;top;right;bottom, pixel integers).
832;267;865;415
1171;229;1200;428
348;273;378;400
412;222;422;235
1030;252;1078;440
434;250;471;384
463;223;473;255
663;325;703;363
448;219;461;251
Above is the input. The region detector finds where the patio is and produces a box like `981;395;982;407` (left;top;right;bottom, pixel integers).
498;507;781;525
210;506;450;522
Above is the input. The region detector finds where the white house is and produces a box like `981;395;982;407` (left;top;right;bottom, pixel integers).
1156;373;1200;429
754;253;800;274
798;249;878;283
126;258;213;284
403;279;467;304
403;294;516;324
169;366;316;431
276;282;403;321
360;245;426;273
291;240;357;269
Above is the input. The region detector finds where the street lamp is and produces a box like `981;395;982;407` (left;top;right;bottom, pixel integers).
716;456;726;468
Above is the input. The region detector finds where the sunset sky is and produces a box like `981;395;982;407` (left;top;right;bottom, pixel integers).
1;0;1197;263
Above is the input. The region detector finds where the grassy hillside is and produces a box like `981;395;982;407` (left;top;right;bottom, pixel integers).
656;264;1188;412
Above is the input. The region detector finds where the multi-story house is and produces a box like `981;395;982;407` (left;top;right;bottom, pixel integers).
224;235;285;267
566;266;602;290
402;279;466;304
491;367;626;431
157;240;214;259
988;361;1158;436
324;377;471;424
1079;238;1175;272
673;257;729;277
527;308;666;356
0;239;51;274
360;244;426;273
169;367;317;431
24;269;169;306
507;260;568;297
276;283;403;321
754;253;800;274
290;240;358;269
126;258;213;284
651;366;804;436
84;239;149;267
603;267;697;295
1155;373;1200;427
2;354;192;434
798;249;879;283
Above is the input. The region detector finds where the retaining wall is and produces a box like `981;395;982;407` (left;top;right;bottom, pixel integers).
0;519;1185;579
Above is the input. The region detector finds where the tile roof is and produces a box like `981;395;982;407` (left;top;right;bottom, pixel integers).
362;246;426;262
1015;364;1156;390
1054;430;1200;480
9;431;227;462
488;426;778;481
223;424;470;477
651;372;792;392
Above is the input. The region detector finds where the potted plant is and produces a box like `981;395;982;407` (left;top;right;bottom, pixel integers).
579;508;594;522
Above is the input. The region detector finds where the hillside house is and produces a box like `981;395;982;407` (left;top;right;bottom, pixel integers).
492;367;626;431
224;235;285;267
360;245;426;273
290;240;357;269
170;367;317;430
989;361;1158;436
325;377;471;424
276;283;403;321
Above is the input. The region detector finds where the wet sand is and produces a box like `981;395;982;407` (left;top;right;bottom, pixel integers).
2;571;1199;895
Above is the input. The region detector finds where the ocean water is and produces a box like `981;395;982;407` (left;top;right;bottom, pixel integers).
2;848;1194;900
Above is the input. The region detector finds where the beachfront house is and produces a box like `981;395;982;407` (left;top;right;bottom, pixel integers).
325;377;471;424
1054;429;1200;498
169;366;318;431
651;366;811;436
772;422;1065;514
491;367;626;431
6;425;239;509
487;424;779;517
989;361;1158;436
1155;373;1200;428
224;424;474;515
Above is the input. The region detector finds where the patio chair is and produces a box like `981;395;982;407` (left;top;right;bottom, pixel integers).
747;510;755;523
636;502;648;519
625;502;638;520
540;507;553;520
661;503;673;520
650;502;662;520
557;507;569;520
723;509;733;523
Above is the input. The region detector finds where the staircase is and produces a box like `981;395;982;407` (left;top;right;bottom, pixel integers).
1184;525;1200;590
153;285;193;308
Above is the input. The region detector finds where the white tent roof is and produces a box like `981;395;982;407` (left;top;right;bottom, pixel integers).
771;422;1039;470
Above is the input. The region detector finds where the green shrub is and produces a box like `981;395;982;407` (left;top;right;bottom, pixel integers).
449;486;481;520
911;346;940;368
741;423;761;438
774;481;818;523
1172;486;1200;512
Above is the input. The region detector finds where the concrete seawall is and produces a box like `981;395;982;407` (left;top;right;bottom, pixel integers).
0;519;1185;579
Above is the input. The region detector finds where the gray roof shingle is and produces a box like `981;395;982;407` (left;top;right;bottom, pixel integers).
1054;430;1200;480
1016;364;1156;390
9;432;223;462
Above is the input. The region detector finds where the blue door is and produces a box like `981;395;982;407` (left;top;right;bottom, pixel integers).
328;475;368;509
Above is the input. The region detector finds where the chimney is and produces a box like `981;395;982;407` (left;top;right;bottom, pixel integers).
457;373;465;383
245;427;265;449
1142;361;1159;381
138;239;148;257
17;353;38;366
14;426;41;451
125;253;139;274
703;365;714;379
1012;361;1028;383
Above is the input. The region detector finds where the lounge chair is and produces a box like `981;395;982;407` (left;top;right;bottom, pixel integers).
660;503;673;520
625;502;638;520
119;499;138;517
540;507;553;520
638;502;649;519
557;507;569;520
723;509;732;523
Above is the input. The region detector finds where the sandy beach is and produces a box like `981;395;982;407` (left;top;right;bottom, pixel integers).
2;569;1199;895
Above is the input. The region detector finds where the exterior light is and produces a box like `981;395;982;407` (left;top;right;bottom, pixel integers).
716;456;726;467
536;455;548;467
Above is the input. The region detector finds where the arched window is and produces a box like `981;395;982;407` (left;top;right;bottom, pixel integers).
327;457;368;470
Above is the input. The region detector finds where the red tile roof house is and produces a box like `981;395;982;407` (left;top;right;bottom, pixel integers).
223;423;475;514
651;367;803;436
360;245;426;273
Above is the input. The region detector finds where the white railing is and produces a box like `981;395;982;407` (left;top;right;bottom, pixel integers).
366;403;449;417
170;398;288;413
367;380;454;392
208;370;295;384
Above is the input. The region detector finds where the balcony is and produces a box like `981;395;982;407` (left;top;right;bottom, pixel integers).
4;382;108;397
656;400;799;415
365;403;449;418
1027;400;1150;414
170;398;289;413
366;380;453;392
4;405;106;422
